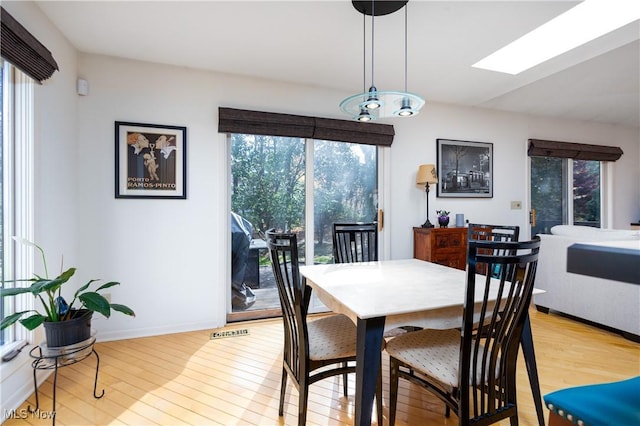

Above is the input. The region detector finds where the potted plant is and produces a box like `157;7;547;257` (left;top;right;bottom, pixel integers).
0;239;135;347
436;210;450;228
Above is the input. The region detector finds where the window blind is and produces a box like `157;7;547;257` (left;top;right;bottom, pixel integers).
1;7;59;83
218;107;395;146
527;139;623;161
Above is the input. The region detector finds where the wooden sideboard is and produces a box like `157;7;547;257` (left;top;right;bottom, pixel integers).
413;226;467;270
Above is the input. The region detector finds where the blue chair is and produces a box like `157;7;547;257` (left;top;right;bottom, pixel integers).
544;376;640;426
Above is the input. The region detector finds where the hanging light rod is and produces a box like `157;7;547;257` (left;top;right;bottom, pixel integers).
394;3;420;117
340;0;425;122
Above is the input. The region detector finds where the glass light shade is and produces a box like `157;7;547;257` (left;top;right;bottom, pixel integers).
394;96;420;116
340;90;425;121
361;86;382;110
356;108;374;122
416;164;438;185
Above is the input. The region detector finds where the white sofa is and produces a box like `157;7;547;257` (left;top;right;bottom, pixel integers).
534;225;640;341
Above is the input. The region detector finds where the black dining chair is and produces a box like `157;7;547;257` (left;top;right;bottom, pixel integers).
385;237;541;426
332;222;378;263
467;224;545;426
266;229;382;426
467;223;519;242
468;223;520;276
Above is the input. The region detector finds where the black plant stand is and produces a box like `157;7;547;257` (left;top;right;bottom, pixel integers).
29;336;104;425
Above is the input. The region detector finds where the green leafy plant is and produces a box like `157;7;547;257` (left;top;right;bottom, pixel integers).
0;239;135;331
436;210;450;217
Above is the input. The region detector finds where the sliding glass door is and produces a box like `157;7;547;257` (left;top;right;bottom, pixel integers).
228;134;378;321
312;139;378;264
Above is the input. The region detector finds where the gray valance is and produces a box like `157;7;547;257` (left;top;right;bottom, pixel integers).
218;107;395;146
1;7;59;83
528;139;623;161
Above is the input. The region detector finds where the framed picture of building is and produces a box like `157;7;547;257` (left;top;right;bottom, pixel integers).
115;121;187;199
436;138;493;198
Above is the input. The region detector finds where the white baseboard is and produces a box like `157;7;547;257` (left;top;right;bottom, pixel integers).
94;320;221;342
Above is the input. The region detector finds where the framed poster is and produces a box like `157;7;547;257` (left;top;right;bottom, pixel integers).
115;121;187;199
436;138;493;198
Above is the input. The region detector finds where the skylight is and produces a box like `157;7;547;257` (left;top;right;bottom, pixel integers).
473;0;640;75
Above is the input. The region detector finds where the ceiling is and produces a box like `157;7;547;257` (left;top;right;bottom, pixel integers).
36;1;640;128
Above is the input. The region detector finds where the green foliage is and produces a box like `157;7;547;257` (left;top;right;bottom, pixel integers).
314;255;333;264
0;239;135;331
313;141;377;243
531;157;601;233
231;134;306;232
531;157;565;233
572;160;600;224
231;134;378;249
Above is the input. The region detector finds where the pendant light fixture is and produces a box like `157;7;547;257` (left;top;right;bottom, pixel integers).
357;107;374;122
340;0;424;121
393;4;420;117
360;0;381;112
356;11;375;122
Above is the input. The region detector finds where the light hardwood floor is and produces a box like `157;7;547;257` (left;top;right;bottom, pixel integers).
5;309;639;426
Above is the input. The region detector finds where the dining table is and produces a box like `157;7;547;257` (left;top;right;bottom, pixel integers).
299;258;544;426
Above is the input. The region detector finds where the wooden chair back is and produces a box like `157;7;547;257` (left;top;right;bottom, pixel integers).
267;229;382;425
468;223;520;276
332;222;378;263
265;230;309;383
460;237;541;423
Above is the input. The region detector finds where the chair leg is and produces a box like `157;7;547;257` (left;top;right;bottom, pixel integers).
509;414;519;426
389;357;399;426
298;377;309;426
521;315;545;426
342;361;349;397
376;363;383;425
444;387;456;418
279;367;287;416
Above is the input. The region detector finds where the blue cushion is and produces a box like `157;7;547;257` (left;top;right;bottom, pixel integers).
544;376;640;426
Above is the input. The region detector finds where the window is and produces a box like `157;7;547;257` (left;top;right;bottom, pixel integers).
313;139;378;253
530;157;602;235
572;159;601;227
229;134;379;320
220;107;390;321
1;59;34;349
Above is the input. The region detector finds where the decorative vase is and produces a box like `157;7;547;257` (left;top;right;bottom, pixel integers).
43;309;93;347
438;216;450;228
